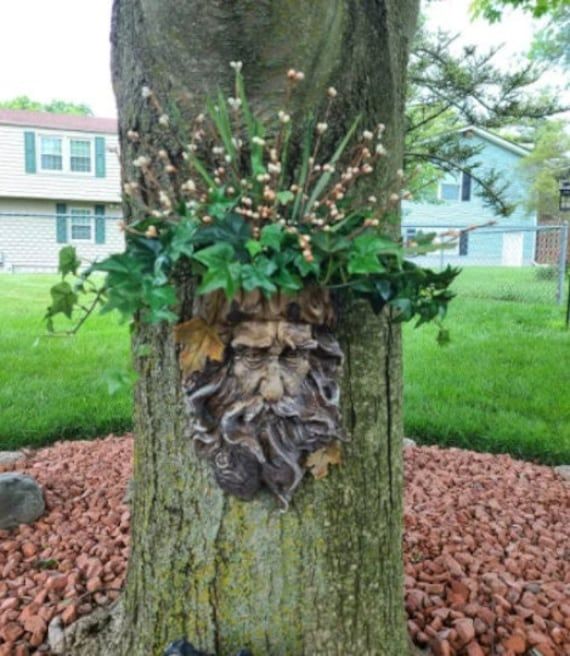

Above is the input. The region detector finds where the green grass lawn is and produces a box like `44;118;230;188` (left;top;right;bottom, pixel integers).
0;269;568;465
403;267;570;465
0;275;132;449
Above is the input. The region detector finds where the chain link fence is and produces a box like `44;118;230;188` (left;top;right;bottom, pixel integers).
402;223;569;306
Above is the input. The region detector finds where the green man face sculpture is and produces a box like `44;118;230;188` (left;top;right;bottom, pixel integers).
183;291;344;507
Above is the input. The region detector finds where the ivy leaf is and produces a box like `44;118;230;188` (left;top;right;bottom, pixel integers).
276;190;295;205
194;213;251;252
390;298;413;322
48;281;78;319
193;242;235;268
260;224;284;252
294;253;320;277
194;241;241;297
274;267;303;293
246;240;263;258
92;253;152;318
241;265;277;295
305;442;343;480
197;262;242;298
58;246;81;277
347;253;385;275
353;234;402;258
311;232;350;254
174;317;225;376
209;197;238;220
375;279;393;301
143;283;178;324
167;219;199;261
241;257;278;294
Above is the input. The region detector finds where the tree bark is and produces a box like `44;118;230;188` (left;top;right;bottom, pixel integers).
105;2;420;654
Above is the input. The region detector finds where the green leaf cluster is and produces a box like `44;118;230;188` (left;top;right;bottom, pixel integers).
45;66;459;336
47;208;458;334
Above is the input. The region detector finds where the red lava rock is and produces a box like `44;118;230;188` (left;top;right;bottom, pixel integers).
1;437;570;655
404;444;570;656
465;641;485;656
20;543;37;559
0;621;24;643
21;615;45;637
444;555;464;578
503;633;526;653
46;574;67;593
430;636;452;656
454;618;475;646
86;576;103;593
0;599;18;613
61;604;78;626
0;434;133;653
406;589;426;612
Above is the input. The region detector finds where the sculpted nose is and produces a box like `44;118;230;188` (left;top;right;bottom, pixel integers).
260;362;284;402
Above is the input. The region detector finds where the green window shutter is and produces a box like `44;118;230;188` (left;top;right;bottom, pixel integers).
56;203;68;243
24;131;36;173
95;137;106;177
94;205;106;244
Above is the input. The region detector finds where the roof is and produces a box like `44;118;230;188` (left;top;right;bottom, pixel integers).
457;125;532;158
0;109;117;134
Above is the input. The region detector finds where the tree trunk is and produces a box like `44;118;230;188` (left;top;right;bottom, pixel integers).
106;2;420;654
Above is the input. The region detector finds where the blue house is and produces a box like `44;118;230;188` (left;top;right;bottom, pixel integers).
402;126;536;267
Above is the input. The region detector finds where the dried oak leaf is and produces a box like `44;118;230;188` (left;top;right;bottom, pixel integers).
305;442;343;480
174;317;225;376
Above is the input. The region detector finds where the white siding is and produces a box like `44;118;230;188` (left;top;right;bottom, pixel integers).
0;199;124;273
0;125;121;202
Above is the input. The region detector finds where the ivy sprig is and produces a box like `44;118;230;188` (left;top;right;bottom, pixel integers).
46;209;459;339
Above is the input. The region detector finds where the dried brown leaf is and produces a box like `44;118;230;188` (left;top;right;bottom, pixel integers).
174;317;225;376
305;442;343;480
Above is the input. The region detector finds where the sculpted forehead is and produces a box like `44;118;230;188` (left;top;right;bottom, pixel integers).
231;321;317;350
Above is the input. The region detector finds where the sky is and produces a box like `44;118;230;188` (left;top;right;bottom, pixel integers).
0;0;563;119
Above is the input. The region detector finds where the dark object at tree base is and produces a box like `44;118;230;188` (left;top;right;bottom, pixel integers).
164;638;252;656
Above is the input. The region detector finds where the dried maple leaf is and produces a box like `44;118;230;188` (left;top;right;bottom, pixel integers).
305;442;343;480
174;317;225;376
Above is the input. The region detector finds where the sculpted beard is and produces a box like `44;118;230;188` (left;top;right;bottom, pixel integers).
184;321;344;507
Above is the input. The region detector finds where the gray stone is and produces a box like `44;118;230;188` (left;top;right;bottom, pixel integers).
554;465;570;482
403;438;417;449
48;601;124;656
0;451;25;466
48;616;66;655
0;472;45;529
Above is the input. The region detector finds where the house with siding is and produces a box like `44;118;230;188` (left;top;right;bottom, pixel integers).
402;126;537;267
0;109;123;272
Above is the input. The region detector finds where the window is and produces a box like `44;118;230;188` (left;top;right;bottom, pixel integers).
440;182;460;201
70;139;91;172
439;172;472;202
40;137;63;170
36;135;96;174
70;208;92;241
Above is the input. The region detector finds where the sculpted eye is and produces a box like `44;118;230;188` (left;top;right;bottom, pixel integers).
280;347;307;364
238;348;266;366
